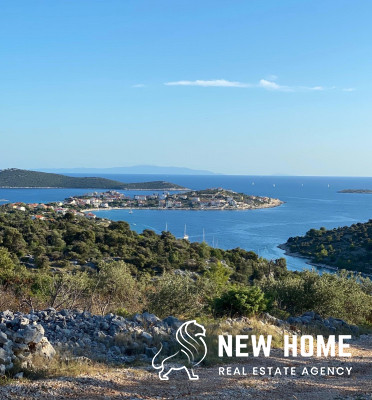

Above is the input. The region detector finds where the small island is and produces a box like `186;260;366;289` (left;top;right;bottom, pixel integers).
59;187;283;211
338;189;372;194
0;168;186;190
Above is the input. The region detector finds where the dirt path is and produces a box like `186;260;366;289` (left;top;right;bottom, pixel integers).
1;335;371;400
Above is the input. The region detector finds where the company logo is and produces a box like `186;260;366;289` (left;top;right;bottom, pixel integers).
152;320;207;381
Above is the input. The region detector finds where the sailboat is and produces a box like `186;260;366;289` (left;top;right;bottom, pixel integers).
129;208;133;214
202;228;206;243
183;225;189;240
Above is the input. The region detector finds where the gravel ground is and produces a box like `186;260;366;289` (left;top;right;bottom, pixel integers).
0;335;371;400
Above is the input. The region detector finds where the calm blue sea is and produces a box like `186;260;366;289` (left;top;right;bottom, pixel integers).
1;175;372;272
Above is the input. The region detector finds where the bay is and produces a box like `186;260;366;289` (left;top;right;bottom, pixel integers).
1;175;372;272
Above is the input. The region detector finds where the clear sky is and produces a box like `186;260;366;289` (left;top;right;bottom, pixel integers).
0;0;371;175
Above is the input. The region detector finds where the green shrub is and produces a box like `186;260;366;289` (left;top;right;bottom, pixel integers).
261;270;372;325
147;273;208;318
114;307;131;318
212;286;267;317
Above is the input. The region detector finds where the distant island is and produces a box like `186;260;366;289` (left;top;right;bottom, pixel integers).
338;189;372;194
38;165;220;175
280;220;372;274
0;168;186;190
58;187;283;211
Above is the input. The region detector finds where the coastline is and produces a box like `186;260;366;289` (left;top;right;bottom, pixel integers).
278;243;339;272
82;202;283;213
279;243;372;278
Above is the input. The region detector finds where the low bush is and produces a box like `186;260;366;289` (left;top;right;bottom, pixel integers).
212;286;267;318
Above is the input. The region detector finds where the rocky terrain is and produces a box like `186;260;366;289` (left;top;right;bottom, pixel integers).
285;311;361;335
0;311;55;375
0;308;362;374
0;309;370;399
0;334;370;399
0;309;182;372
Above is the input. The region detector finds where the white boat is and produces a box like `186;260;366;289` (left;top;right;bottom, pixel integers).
183;225;189;240
129;208;133;214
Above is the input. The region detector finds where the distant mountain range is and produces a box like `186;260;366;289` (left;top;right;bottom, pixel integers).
38;165;220;175
0;169;186;190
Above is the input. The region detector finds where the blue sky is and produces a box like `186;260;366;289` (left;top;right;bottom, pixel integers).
0;0;371;175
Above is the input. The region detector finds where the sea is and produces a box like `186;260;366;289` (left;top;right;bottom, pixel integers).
1;175;372;273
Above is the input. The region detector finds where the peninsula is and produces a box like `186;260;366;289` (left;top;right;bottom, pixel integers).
60;187;283;211
281;220;372;274
0;168;186;190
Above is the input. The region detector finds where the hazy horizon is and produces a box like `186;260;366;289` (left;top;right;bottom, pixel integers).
1;166;372;178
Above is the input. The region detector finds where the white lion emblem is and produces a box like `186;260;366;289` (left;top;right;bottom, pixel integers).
152;320;207;381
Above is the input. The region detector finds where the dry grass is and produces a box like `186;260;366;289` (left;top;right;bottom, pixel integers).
8;352;112;381
200;316;287;366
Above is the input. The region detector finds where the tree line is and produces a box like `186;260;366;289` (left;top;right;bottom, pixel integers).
0;207;371;325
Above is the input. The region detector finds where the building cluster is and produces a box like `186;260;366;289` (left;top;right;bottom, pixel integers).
8;201;90;220
60;189;246;210
5;189;281;220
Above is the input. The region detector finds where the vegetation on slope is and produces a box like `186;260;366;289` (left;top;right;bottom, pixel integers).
0;205;285;280
283;220;372;274
0;207;370;325
0;169;185;190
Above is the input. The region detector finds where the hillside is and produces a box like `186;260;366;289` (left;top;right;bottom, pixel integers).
0;169;185;190
0;205;284;282
282;220;372;274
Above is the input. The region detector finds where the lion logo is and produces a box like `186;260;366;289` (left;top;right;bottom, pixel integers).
152;320;207;381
